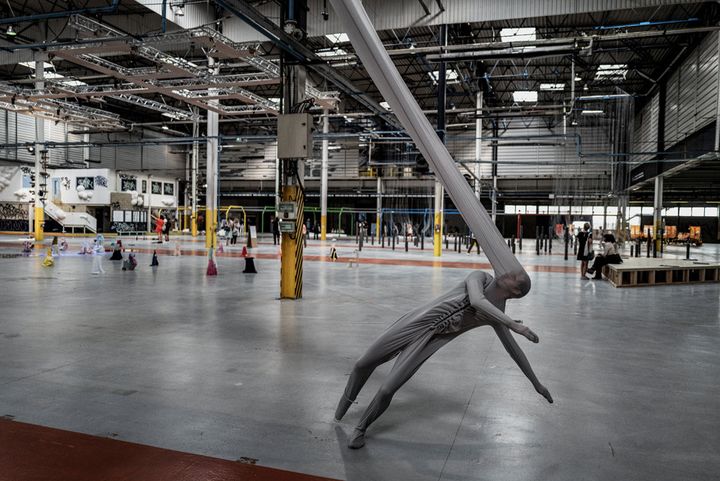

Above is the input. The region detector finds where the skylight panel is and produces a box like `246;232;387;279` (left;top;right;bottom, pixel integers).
317;47;348;58
513;91;538;102
325;33;350;44
595;64;628;80
428;70;459;84
500;27;536;42
540;83;565;91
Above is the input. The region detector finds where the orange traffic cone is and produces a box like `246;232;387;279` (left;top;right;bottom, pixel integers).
206;249;218;276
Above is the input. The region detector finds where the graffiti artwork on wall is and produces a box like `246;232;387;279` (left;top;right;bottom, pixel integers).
0;203;30;232
94;175;108;188
76;177;95;190
61;177;71;190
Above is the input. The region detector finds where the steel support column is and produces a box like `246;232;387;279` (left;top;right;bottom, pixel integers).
34;59;45;241
433;180;444;257
434;24;447;258
376;176;382;242
205;57;219;248
653;175;664;256
191;112;199;237
320;109;329;240
474;90;483;200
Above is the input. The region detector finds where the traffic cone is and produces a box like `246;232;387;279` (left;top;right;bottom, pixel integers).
206;249;218;276
241;245;248;257
150;251;159;266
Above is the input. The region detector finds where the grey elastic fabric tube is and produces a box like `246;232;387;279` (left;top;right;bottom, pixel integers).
329;0;526;280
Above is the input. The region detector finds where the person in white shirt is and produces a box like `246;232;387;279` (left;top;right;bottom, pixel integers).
586;234;623;279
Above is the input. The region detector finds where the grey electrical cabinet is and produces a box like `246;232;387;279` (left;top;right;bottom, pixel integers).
277;113;314;159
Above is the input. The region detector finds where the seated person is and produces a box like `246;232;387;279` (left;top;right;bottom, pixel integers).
586;234;622;279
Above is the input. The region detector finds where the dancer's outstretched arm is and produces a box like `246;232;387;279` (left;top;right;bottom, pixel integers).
465;277;539;343
492;324;553;403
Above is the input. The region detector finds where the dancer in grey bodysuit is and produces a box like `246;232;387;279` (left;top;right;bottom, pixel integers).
328;0;554;449
335;269;552;449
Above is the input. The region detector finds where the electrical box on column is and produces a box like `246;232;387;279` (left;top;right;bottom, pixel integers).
278;113;313;300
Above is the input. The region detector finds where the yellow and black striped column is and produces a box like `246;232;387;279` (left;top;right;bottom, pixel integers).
280;185;304;299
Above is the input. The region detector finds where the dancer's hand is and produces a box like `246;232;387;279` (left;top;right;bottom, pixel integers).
537;385;553;403
509;320;539;343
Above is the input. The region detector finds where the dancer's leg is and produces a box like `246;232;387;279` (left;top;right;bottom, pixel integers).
349;333;455;448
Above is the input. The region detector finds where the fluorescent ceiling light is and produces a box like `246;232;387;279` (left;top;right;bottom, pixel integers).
317;47;348;58
513;91;538;102
20;61;53;70
379;101;391;110
540;83;565;91
500;27;536;42
581;109;604;115
325;33;350;44
428;70;459;84
161;125;169;130
574;76;582;82
6;25;17;37
595;64;628;79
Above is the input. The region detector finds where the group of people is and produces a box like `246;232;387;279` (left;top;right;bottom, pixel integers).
154;214;173;243
219;218;242;245
576;223;623;279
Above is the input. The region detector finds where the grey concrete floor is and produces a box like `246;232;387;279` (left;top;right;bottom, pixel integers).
0;235;719;481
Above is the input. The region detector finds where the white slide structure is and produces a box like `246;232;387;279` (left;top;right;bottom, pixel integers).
43;199;97;233
330;0;527;281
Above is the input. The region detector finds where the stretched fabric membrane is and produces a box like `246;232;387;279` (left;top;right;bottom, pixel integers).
329;0;526;280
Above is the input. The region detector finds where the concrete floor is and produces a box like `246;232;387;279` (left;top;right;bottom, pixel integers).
0;235;719;481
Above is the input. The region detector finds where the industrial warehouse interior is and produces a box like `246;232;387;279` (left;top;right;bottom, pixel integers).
0;1;719;480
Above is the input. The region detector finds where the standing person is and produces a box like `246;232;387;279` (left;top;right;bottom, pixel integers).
272;215;280;245
467;232;480;255
164;215;172;242
577;223;593;278
302;221;308;247
231;219;239;245
155;215;164;244
313;222;320;240
91;238;105;275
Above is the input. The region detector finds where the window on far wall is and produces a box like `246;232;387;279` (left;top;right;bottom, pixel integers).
151;181;162;194
76;177;94;190
120;178;137;192
163;182;174;196
142;180;147;193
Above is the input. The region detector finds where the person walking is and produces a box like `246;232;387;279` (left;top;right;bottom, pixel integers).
272;215;280;245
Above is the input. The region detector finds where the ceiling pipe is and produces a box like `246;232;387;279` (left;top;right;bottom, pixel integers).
593;18;699;30
385;25;720;57
0;0;120;26
212;0;398;127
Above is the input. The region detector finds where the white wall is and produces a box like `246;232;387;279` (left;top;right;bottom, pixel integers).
0;166;29;203
50;168;115;205
116;171;178;208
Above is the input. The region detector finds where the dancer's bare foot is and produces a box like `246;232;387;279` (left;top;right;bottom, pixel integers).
348;428;365;449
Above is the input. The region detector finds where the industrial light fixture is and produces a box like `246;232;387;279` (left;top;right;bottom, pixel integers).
6;25;17;37
162;124;169;130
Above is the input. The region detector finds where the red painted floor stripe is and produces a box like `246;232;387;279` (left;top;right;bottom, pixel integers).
0;419;339;481
0;242;579;274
